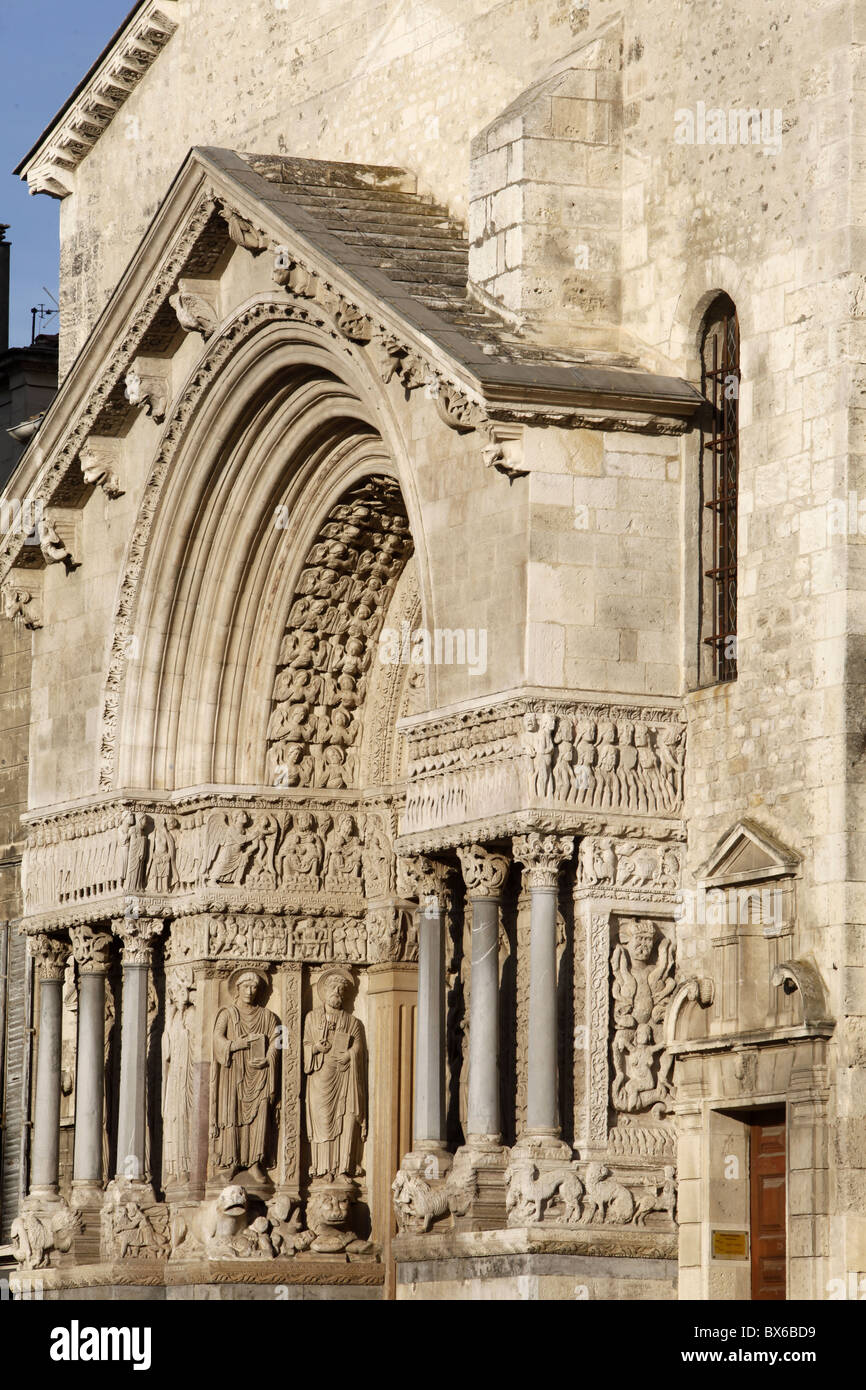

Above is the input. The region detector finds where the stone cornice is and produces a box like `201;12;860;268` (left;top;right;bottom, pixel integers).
15;3;180;198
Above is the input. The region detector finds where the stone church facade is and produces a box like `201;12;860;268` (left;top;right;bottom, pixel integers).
0;0;861;1301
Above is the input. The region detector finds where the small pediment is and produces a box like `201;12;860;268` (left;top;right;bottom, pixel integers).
697;819;800;885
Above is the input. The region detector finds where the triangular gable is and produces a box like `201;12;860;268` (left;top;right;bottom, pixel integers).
697;819;801;885
0;144;704;580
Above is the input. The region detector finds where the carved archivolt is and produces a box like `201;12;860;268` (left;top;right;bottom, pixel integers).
265;476;413;790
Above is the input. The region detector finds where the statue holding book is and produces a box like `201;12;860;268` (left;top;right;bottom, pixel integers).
211;968;281;1183
303;967;367;1181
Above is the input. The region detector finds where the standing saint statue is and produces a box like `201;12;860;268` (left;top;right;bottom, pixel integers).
210;968;281;1183
162;968;195;1184
303;968;366;1181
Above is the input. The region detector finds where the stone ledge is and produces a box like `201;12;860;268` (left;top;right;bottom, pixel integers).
393;1224;677;1263
4;1258;384;1292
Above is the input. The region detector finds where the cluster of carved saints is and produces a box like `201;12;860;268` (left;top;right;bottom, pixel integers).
162;967;368;1190
265;476;413;790
524;712;685;812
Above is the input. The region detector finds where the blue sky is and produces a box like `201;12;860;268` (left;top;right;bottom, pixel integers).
1;0;132;348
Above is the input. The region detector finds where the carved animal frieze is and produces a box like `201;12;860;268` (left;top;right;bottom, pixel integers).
578;837;681;898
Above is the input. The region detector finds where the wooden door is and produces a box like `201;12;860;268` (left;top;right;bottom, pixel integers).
749;1108;786;1300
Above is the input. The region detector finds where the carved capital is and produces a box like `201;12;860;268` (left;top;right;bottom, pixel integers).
112;915;164;967
456;844;509;898
28;932;70;981
512;833;574;891
397;855;453;913
70;925;113;974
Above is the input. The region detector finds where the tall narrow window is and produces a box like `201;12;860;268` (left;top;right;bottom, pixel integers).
700;295;739;683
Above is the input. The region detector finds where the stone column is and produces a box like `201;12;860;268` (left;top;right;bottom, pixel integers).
457;844;509;1142
112;916;162;1190
27;933;70;1200
69;927;113;1202
512;834;573;1159
397;856;452;1158
366;959;418;1298
445;844;510;1231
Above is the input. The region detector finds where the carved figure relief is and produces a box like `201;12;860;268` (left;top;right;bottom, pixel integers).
265;476;413;789
210;969;281;1183
162;967;196;1184
303;968;366;1181
610;919;675;1116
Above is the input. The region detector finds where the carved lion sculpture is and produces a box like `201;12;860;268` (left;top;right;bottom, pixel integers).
11;1203;82;1269
392;1172;450;1234
505;1163;566;1225
171;1184;251;1258
581;1163;635;1225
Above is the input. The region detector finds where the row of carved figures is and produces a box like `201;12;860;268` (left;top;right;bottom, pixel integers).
25;807;394;910
524;713;685;812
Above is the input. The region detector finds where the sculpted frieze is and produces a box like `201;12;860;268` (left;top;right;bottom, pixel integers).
577;836;681;899
22;801;393;925
401;698;685;835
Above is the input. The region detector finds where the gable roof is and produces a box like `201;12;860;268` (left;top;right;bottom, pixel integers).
0;146;705;578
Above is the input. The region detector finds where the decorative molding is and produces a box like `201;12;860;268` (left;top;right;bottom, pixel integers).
18;3;180;198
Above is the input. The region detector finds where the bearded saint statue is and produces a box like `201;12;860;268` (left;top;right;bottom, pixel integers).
303;968;366;1181
210;969;280;1183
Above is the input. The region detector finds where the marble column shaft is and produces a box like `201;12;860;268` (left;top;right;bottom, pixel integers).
29;936;69;1195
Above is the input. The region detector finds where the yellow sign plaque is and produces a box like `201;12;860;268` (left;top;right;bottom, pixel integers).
712;1229;749;1260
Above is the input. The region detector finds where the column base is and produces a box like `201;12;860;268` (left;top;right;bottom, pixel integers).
511;1131;574;1163
69;1183;106;1263
447;1139;509;1231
